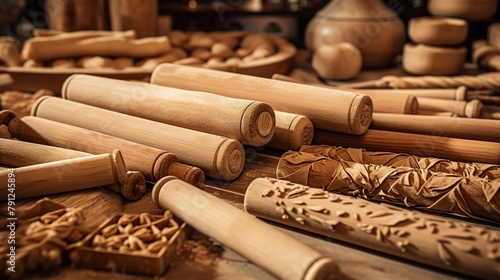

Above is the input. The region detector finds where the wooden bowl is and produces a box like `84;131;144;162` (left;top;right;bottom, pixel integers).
402;43;467;75
428;0;498;20
408;17;468;46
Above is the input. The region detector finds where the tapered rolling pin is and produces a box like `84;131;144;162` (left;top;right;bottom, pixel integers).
2;113;204;187
0;137;146;200
277;151;500;223
267;111;314;151
245;178;500;280
312;129;500;164
371;113;500;142
0;151;130;200
61;74;276;147
151;64;373;135
31;97;245;181
299;145;500;180
270;73;418;114
418;98;483;118
152;176;339;280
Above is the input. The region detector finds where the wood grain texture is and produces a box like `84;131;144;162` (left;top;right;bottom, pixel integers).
151;64;373;135
62;74;276;146
371;113;500;142
245;178;500;280
418;98;483;118
152;176;340;280
6;115;204;187
108;0;157;38
267;111;314;151
31;97;244;181
313;129;500;164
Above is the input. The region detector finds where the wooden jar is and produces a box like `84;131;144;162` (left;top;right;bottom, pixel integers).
305;0;406;69
428;0;498;21
408;17;468;46
402;43;467;75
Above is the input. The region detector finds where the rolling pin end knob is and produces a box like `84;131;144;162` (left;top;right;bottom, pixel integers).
168;162;206;189
349;95;373;135
151;175;178;208
465;99;483;118
0;109;18;127
121;171;147;201
215;139;245;181
241;102;276;146
303;257;341;280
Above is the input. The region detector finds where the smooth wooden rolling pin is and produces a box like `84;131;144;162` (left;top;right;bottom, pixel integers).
151;64;373;135
267;111;314;151
277;151;500;223
31;97;245;181
0;151;130;200
152;176;339;280
418;98;483;118
300;145;500;180
244;178;500;280
371;113;500;142
312;129;500;164
2;112;204;187
0;137;146;200
61;74;276;146
270;73;418;114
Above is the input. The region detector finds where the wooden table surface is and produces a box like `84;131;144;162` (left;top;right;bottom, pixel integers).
1;147;470;280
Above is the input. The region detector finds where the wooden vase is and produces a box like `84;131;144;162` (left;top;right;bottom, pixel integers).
305;0;406;69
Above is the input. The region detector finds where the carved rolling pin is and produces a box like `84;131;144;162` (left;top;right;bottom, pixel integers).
299;145;500;180
313;129;500;164
277;151;500;223
268;111;314;151
62;74;276;146
151;64;373;135
270;73;418;114
417;98;483;118
152;176;340;280
0;151;131;200
1;112;204;187
31;97;245;181
371;113;500;142
0;137;146;200
245;178;500;280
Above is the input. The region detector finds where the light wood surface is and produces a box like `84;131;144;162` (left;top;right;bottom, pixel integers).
371;113;500;142
151;64;373;135
313;129;500;164
4;115;204;187
267;111;314;151
152;176;340;280
245;178;500;280
62;74;276;146
482;105;500;120
0;151;127;200
31;97;245;181
418;98;483;118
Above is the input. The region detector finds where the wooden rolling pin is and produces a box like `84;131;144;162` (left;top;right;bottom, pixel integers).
300;145;500;180
152;176;340;280
371;113;500;142
245;178;500;280
270;73;418;114
482;105;500;120
0;151;130;200
418;98;483;118
2;112;204;187
151;64;373;135
267;111;314;151
62;74;276;147
0;137;146;200
417;111;459;117
277;151;500;223
31;97;245;181
312;129;500;164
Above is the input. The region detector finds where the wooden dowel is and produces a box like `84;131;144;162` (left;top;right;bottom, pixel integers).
267;111;314;151
62;74;276;146
418;98;483;118
417;110;459;117
300;145;500;180
152;176;340;280
151;64;373;135
359;87;467;101
4;113;205;187
371;113;500;142
0;151;129;200
277;151;500;223
0;138;146;200
271;73;418;114
312;129;500;164
31;97;245;181
244;178;500;280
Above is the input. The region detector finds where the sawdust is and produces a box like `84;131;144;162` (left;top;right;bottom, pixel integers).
178;230;223;266
1;89;54;117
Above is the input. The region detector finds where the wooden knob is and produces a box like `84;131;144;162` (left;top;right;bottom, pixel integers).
268;111;314;151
